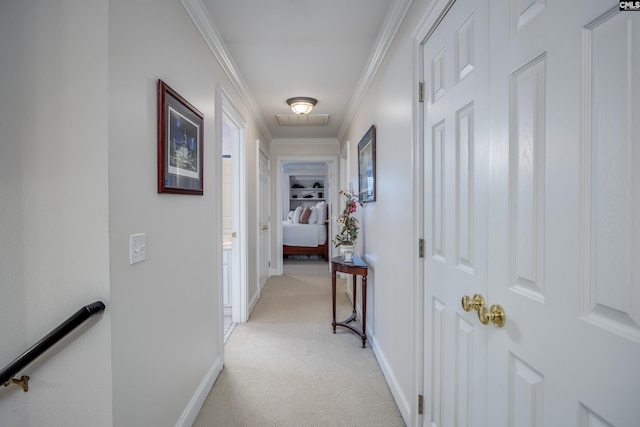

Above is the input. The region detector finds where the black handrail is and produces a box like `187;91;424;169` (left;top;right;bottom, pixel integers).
1;301;106;390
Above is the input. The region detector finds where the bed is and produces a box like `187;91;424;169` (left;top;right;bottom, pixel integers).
282;203;329;261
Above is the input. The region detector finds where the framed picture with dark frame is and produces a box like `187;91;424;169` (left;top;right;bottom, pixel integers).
157;79;204;195
358;125;376;203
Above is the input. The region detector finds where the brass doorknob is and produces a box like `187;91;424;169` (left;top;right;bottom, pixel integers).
462;294;506;327
261;225;268;230
461;294;485;312
478;304;505;327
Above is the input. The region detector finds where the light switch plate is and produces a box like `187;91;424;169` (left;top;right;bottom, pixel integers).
130;233;146;264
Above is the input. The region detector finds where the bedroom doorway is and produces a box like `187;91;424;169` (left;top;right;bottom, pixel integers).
274;155;339;275
217;86;248;338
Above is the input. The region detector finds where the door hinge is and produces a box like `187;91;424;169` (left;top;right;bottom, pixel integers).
418;394;424;414
418;82;425;102
419;239;425;258
268;261;271;268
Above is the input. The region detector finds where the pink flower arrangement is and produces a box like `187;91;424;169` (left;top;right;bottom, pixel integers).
333;190;363;247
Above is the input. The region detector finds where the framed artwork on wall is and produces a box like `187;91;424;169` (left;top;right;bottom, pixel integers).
157;79;204;195
358;125;376;203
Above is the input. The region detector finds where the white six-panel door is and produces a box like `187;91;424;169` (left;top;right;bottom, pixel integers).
487;1;640;425
423;0;490;425
422;0;640;425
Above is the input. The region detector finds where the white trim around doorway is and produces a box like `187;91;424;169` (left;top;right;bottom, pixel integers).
273;154;339;276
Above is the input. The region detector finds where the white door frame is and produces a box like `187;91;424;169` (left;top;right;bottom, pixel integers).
412;1;466;426
258;141;271;292
340;140;350;192
216;85;248;324
274;154;339;275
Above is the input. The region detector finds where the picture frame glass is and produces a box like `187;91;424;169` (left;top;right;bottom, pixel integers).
167;106;200;179
158;79;204;195
358;125;376;203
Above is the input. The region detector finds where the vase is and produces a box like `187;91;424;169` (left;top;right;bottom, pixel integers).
340;243;355;262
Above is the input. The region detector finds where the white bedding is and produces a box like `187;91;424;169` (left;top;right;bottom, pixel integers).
282;221;327;247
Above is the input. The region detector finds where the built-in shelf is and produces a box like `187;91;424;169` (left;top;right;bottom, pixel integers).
289;175;325;211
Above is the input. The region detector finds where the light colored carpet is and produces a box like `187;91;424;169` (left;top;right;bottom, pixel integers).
193;260;405;427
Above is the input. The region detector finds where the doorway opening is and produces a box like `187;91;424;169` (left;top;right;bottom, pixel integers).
275;155;338;275
274;155;339;275
217;86;248;345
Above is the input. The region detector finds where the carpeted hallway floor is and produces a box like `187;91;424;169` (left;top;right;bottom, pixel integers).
192;259;405;427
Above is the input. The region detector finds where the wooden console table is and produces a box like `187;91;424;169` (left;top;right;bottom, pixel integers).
331;255;369;348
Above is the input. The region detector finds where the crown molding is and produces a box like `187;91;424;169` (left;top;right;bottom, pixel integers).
182;0;412;144
181;0;272;141
337;0;414;141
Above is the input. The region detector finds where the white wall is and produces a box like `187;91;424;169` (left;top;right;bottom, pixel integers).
108;0;265;425
0;0;438;424
340;0;432;423
0;1;113;426
1;0;267;425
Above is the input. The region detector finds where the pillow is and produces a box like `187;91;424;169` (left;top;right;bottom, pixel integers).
308;206;318;224
292;206;303;223
300;206;311;224
315;201;326;224
287;210;294;223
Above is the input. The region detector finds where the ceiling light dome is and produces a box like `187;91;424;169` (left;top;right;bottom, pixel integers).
287;97;317;115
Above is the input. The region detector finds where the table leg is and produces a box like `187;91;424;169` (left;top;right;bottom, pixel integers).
352;274;357;315
361;275;367;348
332;269;337;333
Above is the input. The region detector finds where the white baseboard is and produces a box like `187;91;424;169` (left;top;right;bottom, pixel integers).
370;335;411;426
174;355;224;427
248;289;260;317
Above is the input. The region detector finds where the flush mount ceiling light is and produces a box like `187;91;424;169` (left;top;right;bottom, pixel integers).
287;97;317;115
